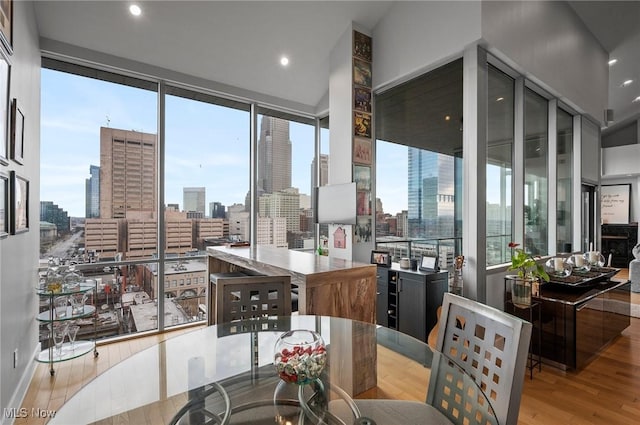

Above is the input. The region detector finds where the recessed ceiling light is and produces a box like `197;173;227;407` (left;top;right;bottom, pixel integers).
445;115;451;121
496;97;504;102
280;56;289;67
129;4;142;17
633;96;640;103
608;58;618;66
621;79;633;87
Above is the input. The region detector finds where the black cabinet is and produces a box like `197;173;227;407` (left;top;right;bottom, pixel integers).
601;224;638;268
376;266;448;342
376;270;388;328
397;273;428;342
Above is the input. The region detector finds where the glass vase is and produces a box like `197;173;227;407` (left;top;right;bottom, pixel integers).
273;329;326;385
508;277;533;308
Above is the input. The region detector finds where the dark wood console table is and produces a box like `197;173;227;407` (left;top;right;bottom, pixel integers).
532;270;630;370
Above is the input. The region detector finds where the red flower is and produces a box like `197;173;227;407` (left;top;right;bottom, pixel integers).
508;242;519;248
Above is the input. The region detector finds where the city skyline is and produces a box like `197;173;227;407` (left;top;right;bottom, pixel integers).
42;67;512;224
40;69;318;219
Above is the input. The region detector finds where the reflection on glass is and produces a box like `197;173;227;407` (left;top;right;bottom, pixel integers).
524;88;548;256
374;59;463;269
486;65;514;266
557;108;573;253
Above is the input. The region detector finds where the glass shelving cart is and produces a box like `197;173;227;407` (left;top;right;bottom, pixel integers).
36;282;99;376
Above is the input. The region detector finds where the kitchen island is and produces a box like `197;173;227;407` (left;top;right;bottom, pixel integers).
207;246;377;323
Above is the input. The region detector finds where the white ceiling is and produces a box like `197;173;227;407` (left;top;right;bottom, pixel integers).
33;1;640;129
34;0;394;112
567;1;640;129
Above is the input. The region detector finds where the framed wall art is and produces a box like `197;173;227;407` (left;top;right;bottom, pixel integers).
354;111;371;138
354;165;371;191
601;184;630;224
0;0;11;54
357;190;371;215
10;98;23;164
10;170;28;234
0;48;8;164
355;216;372;243
353;31;372;62
0;170;7;238
353;137;372;165
353;58;372;87
354;87;371;113
370;250;391;267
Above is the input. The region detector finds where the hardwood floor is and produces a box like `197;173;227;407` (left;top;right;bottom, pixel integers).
16;275;640;425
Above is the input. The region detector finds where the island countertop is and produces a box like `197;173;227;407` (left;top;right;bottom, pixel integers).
206;245;377;323
206;245;375;287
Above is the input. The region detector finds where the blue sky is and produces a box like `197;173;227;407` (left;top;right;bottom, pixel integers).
41;69;320;217
41;68;506;219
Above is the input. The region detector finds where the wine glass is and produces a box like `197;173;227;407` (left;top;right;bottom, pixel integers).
67;324;80;353
54;296;69;319
51;323;69;359
69;292;88;316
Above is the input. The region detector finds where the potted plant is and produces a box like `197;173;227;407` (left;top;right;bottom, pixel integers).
506;242;549;307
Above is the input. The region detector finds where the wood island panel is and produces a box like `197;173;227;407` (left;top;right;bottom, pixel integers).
207;246;377;323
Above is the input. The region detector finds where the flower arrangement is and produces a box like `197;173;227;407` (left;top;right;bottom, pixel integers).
507;242;549;282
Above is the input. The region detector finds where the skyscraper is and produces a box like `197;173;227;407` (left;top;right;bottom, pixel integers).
258;188;301;234
310;154;329;193
209;201;225;218
99;127;157;219
407;148;455;238
183;187;206;215
85;165;100;218
257;116;292;194
310;154;329;224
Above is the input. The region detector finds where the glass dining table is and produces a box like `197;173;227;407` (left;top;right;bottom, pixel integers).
49;315;498;425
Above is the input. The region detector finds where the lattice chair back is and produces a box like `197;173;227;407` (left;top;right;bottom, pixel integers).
215;275;292;325
431;293;532;425
426;350;499;425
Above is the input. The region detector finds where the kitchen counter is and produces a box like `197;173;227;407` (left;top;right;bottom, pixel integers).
207;246;377;323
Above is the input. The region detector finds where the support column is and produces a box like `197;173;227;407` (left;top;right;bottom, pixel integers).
462;45;488;302
328;23;374;263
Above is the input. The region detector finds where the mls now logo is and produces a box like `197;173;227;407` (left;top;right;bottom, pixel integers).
3;408;28;418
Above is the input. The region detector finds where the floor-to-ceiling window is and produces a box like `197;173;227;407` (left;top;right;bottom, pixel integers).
375;59;463;267
486;65;515;266
164;87;250;327
556;107;573;252
255;111;315;250
40;60;321;337
524;88;549;256
40;60;160;337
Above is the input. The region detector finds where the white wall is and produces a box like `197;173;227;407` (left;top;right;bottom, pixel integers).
482;1;608;124
602;144;640;180
372;1;481;92
0;2;41;420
